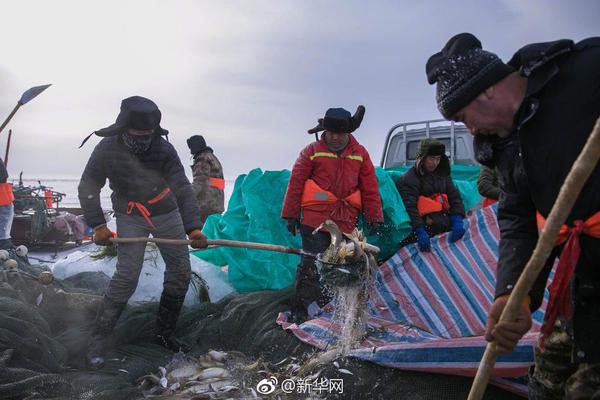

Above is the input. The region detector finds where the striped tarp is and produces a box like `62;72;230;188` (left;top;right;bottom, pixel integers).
277;205;548;397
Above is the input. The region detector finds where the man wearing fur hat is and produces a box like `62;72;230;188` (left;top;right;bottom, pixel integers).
186;135;225;226
281;106;383;322
427;33;600;398
78;96;208;369
397;139;466;252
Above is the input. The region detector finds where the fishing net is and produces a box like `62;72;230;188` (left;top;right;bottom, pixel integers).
0;250;520;399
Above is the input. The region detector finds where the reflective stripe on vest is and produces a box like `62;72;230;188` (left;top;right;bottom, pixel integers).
536;210;600;341
309;152;364;162
417;193;450;216
207;177;225;190
300;179;362;210
0;183;14;206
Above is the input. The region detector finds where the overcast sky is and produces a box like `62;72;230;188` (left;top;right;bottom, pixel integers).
1;0;598;181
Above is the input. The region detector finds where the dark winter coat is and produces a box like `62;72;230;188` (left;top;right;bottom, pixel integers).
191;149;225;223
281;134;383;233
78;135;202;233
397;156;465;231
488;37;600;362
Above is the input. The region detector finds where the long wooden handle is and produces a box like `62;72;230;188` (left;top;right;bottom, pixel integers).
110;236;381;258
468;116;600;400
111;237;309;257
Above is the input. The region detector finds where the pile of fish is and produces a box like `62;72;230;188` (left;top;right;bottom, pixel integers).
136;348;357;399
137;350;246;398
136;349;290;399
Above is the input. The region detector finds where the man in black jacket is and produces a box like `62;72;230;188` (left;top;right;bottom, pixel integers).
397;139;465;252
78;96;208;369
427;33;600;398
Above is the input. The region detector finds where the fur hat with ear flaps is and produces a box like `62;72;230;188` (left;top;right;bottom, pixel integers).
79;96;169;148
307;105;366;134
416;139;451;176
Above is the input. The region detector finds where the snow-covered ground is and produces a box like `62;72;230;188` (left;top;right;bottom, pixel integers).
25;207;236;306
50;244;235;305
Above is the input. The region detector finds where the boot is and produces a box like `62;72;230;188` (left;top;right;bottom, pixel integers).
86;296;126;370
155;292;190;352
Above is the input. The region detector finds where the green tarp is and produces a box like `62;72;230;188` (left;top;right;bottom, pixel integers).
195;165;482;292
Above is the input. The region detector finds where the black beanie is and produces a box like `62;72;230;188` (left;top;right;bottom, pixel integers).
187;135;207;155
426;33;515;119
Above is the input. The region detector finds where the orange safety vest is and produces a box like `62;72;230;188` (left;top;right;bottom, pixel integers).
207;177;225;190
300;179;362;210
0;183;14;206
126;187;172;229
417;193;450;216
537;210;600;340
44;190;53;208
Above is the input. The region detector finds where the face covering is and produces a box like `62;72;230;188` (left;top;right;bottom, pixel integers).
122;132;154;154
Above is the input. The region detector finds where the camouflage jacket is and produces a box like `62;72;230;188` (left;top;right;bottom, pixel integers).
191;150;225;222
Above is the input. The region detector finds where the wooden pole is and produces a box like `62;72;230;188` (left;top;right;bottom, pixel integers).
0;103;21;136
468;116;600;400
111;237;380;257
4;129;12;167
111;236;311;257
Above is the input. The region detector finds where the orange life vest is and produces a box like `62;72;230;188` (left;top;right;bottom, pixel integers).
207;177;225;190
417;193;450;216
0;183;14;206
44;190;53;208
300;179;362;210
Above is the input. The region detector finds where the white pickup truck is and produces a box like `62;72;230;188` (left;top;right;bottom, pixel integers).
380;119;477;168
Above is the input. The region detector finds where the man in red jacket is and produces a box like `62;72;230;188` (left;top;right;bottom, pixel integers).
282;106;383;322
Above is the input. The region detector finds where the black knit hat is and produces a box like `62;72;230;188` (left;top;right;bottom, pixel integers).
187;135;207;155
426;33;514;119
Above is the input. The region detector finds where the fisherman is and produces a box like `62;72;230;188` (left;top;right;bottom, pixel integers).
78;96;208;369
426;33;600;398
281;106;383;322
186;135;225;227
396;139;465;252
477;165;501;207
0;158;14;249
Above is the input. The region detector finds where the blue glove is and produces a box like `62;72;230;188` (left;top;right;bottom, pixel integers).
415;227;431;252
449;214;465;243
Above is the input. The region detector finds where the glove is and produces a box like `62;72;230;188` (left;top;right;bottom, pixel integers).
415;227;431;252
485;294;532;354
449;214;465;242
93;225;114;246
188;229;208;249
285;218;300;236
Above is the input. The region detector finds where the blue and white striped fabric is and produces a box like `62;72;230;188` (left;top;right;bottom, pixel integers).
278;205;548;397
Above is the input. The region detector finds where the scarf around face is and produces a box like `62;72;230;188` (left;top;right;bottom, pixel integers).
122;132;155;154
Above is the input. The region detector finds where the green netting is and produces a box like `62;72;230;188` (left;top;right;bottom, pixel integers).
195;166;482;292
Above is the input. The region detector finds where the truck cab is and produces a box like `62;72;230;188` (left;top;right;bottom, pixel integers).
380;119;476;168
